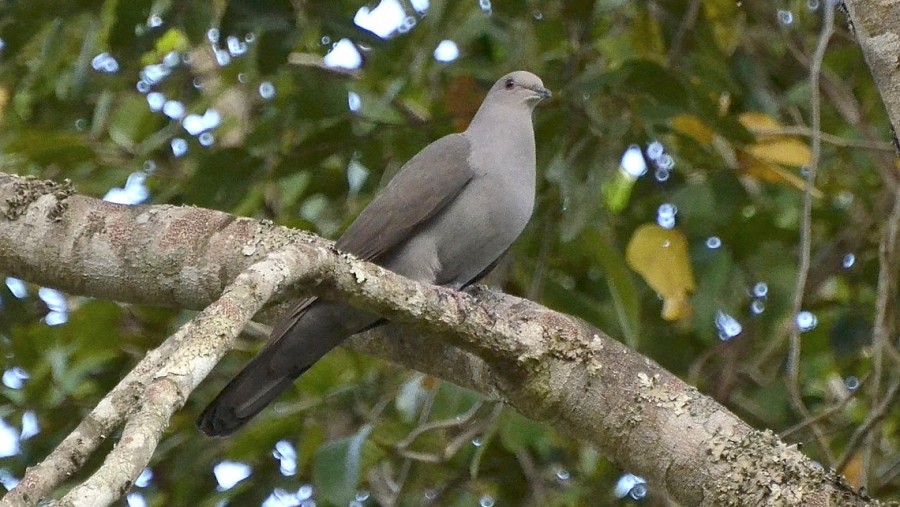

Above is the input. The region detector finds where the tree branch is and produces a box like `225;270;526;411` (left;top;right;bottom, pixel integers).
786;0;836;466
843;0;900;148
4;241;321;506
0;173;872;505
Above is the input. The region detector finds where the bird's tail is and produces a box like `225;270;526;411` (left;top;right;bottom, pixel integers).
197;342;307;436
197;300;379;436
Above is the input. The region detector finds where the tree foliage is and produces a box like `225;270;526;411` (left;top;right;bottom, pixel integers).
0;0;897;505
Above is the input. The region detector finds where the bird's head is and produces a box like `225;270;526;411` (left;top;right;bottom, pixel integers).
489;71;552;110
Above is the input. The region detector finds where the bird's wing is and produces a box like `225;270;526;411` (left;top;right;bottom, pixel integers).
268;134;474;344
267;297;317;343
335;133;475;262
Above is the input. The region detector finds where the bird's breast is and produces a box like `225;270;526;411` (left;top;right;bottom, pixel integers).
427;143;536;286
383;120;538;288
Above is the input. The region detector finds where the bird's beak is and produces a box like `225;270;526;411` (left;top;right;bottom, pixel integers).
531;86;552;100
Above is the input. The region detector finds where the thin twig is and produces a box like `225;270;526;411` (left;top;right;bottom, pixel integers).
861;182;900;489
666;0;702;66
515;448;549;504
871;184;900;371
785;0;836;465
394;400;484;450
749;126;895;151
287;52;361;79
877;455;900;488
394;403;494;464
835;378;900;473
779;374;868;439
388;378;440;505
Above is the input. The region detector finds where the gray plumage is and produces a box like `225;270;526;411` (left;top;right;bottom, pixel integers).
198;71;550;436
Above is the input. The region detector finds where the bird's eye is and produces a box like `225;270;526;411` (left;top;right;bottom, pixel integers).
504;78;515;90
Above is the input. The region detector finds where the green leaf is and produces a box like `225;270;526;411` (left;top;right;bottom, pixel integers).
353;88;407;125
690;244;735;342
184;149;264;210
602;168;638;214
4;131;95;166
589;230;641;347
108;95;165;150
499;408;546;452
607;59;691;111
429;382;483;421
312;424;373;505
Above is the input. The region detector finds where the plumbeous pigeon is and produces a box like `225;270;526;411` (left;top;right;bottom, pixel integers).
198;71;550;436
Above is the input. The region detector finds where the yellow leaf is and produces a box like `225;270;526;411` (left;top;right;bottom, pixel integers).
633;7;666;59
703;0;742;55
736;111;819;195
746;138;812;167
841;450;865;490
737;153;823;198
626;224;696;321
739;111;813;166
662;293;693;321
141;28;190;66
738;111;782;131
671;115;715;146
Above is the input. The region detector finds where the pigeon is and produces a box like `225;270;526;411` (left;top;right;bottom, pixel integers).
199;71;550;436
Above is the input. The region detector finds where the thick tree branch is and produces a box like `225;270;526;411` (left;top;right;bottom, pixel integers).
0;173;872;505
843;0;900;151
